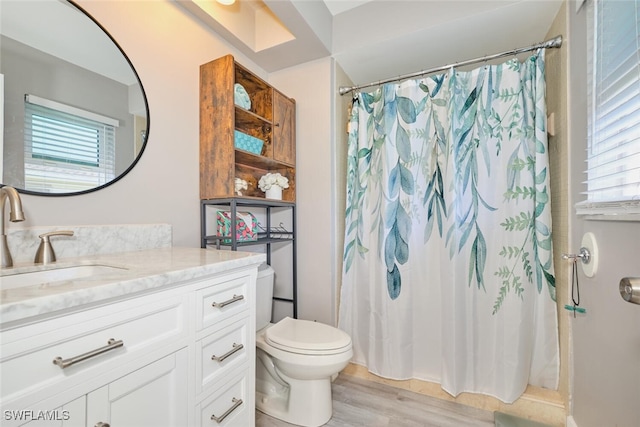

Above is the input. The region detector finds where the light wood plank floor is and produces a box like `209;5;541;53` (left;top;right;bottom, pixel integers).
256;374;495;427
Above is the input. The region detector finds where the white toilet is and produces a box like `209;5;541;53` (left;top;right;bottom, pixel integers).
255;264;353;427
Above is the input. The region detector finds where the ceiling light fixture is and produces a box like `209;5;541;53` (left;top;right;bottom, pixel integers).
216;0;235;5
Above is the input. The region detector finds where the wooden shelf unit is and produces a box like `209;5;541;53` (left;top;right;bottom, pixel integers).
199;55;296;201
199;55;298;318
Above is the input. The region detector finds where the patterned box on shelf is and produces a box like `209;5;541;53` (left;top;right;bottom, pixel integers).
216;211;258;243
234;130;264;155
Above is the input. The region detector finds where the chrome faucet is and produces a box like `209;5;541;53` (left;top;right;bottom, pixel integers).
1;186;26;268
34;230;74;264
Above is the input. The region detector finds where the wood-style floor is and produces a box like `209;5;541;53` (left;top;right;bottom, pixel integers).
255;374;495;427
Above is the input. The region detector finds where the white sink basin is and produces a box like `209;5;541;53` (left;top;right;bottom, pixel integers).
1;265;128;290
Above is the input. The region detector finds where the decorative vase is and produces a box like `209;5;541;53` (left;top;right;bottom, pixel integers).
265;186;283;200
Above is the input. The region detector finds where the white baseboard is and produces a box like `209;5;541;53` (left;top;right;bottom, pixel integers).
566;416;578;427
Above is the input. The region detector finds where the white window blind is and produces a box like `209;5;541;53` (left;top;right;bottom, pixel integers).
23;95;118;193
576;0;640;217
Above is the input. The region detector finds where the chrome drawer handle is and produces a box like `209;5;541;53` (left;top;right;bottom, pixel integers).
212;294;244;308
211;343;243;363
211;397;243;424
53;339;123;369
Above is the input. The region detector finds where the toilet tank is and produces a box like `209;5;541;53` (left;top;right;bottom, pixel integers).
256;263;274;331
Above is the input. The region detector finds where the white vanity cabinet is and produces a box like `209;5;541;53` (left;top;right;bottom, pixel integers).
86;348;189;426
15;350;189;427
14;396;86;427
194;271;256;426
0;252;260;427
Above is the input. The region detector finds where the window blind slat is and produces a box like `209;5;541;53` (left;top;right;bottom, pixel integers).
587;151;640;175
589;130;640;160
595;69;640;114
582;0;640;212
585;168;640;191
593;100;640;139
24;97;116;193
581;181;640;197
597;51;638;93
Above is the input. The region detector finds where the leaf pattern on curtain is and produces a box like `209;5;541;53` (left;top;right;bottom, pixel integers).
340;52;558;402
342;55;555;312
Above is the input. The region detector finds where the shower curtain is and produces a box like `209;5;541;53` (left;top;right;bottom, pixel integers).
339;51;558;403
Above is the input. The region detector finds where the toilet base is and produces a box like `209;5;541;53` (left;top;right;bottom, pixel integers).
256;374;333;427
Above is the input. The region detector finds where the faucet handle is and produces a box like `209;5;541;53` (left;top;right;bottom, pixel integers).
34;230;74;264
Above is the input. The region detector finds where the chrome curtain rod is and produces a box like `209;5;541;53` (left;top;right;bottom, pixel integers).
338;35;563;96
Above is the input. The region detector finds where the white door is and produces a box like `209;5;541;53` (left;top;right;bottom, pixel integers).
567;2;640;425
570;222;640;426
87;349;189;427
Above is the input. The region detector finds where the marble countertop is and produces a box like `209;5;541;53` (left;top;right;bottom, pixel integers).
0;247;266;326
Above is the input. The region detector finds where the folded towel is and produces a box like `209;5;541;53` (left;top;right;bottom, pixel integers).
234;83;251;110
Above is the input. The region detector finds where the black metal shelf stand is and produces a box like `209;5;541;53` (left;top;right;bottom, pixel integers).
200;197;297;318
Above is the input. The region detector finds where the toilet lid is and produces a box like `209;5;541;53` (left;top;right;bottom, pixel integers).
265;317;352;353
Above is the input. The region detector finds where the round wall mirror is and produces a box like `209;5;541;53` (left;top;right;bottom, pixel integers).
1;0;149;196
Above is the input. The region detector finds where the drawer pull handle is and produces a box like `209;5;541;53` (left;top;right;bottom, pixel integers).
211;343;244;362
212;294;244;308
95;423;110;427
53;339;123;369
211;397;243;423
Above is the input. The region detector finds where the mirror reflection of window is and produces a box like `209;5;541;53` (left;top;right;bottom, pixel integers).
1;0;149;196
24;95;117;193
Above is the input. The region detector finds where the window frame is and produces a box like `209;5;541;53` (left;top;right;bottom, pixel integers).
575;0;640;220
23;95;118;194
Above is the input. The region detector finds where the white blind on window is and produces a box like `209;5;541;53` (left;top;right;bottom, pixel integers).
578;0;640;216
23;96;117;193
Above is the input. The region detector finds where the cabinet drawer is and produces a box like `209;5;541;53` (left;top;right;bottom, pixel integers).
196;274;250;331
197;316;250;396
197;369;251;427
0;296;185;403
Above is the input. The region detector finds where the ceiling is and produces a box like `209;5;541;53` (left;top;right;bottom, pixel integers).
322;0;376;15
179;0;564;89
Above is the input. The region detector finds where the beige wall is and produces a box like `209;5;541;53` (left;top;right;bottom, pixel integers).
545;0;570;414
10;0;268;248
7;0;340;327
268;57;352;327
333;63;353;325
269;58;336;325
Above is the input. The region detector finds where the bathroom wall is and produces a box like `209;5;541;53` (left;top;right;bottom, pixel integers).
333;62;353;325
269;57;336;325
545;0;571;414
6;0;339;327
10;0;269;249
269;57;352;326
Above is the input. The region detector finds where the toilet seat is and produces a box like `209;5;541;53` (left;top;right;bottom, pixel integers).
265;317;352;355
